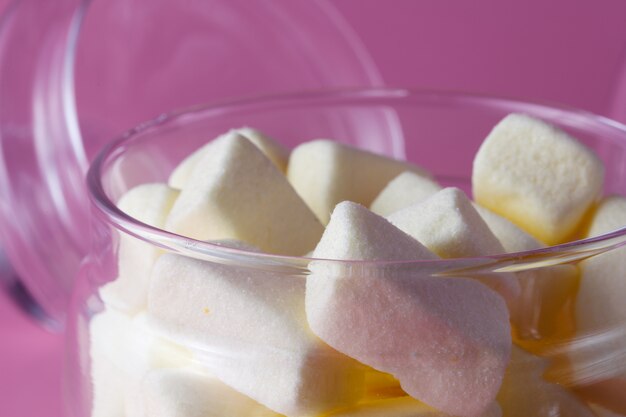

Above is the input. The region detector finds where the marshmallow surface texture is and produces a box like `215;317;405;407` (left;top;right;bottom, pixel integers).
573;196;626;386
306;202;511;417
311;201;437;262
139;368;279;417
325;397;502;417
387;188;520;303
370;172;442;216
237;127;290;172
473;204;579;340
387;188;507;259
287;140;431;224
90;310;190;417
165;132;323;256
169;128;288;189
472;113;604;245
147;247;363;416
577;196;626;333
473;204;544;254
497;347;595;417
99;184;179;314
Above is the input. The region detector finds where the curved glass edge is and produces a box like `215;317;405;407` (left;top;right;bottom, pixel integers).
308;0;384;86
0;0;88;329
0;0;385;330
87;88;626;275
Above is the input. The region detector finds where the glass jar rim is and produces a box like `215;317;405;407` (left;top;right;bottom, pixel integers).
86;87;626;275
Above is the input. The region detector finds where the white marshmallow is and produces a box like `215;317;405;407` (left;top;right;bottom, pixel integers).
388;188;507;258
497;346;595;417
139;368;279;417
287;140;431;224
472;113;604;245
147;250;364;417
473;204;579;341
168;144;206;190
571;196;626;410
168;128;288;189
99;183;179;314
312;202;437;262
370;172;442;216
473;204;544;253
90;349;126;417
237;127;289;172
306;202;511;417
387;188;520;303
89;310;190;417
577;196;626;338
165;132;323;256
325;397;502;417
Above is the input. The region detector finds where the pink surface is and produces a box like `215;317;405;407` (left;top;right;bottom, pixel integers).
0;289;64;417
333;0;626;117
2;1;626;417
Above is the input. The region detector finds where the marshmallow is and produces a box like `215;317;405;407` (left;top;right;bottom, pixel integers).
147;249;364;416
497;346;595;417
89;310;190;417
99;183;180;313
388;188;507;259
306;202;511;417
472;113;604;245
168;128;288;189
312;202;437;262
165;132;323;256
139;368;279;417
90;349;126;417
571;196;626;411
387;188;520;303
237;127;289;172
577;196;626;338
473;204;579;342
287;140;431;224
370;172;442;216
473;204;544;254
325;397;502;417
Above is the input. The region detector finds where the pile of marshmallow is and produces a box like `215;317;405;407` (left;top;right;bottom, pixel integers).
91;114;626;417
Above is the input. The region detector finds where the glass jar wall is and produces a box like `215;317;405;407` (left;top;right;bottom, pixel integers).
0;0;381;327
66;89;626;417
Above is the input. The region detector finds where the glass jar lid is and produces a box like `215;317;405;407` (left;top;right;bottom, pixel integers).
0;0;384;328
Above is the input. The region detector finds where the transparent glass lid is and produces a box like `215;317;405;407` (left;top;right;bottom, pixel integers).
0;0;383;328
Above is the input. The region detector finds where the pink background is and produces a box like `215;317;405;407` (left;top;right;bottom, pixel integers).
2;1;626;416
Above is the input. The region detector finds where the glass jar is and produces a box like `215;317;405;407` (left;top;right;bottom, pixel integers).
66;89;626;417
0;0;382;327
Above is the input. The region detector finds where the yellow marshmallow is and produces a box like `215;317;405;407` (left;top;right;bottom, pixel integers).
472;113;604;245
